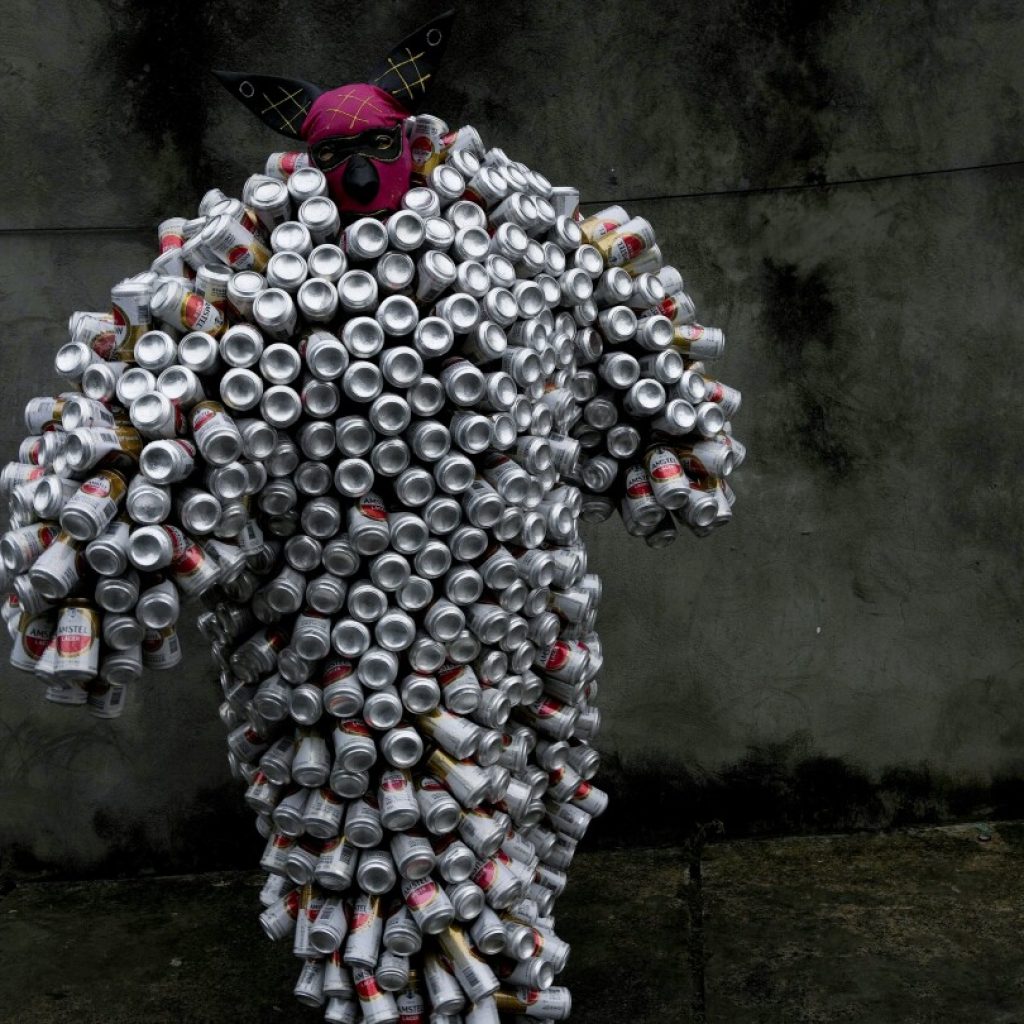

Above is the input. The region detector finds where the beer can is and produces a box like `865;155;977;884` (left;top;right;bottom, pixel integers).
436;924;499;1002
579;204;628;244
340;217;388;262
401;877;455;936
226;271;266;321
672;322;726;360
59;470;127;542
352;968;400;1024
423;952;465;1014
151;279;223;336
316;835;359;892
293;958;327;1007
343;893;384;970
270;220;313;256
252;288;298;341
309;243;348;283
190;401;243;466
299;195;341;246
142;625;181;669
643;445;690;509
202;213;271;272
380;902;421;958
110;280;152;359
54;601;100;681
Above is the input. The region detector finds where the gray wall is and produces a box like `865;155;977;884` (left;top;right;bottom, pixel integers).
2;0;1024;874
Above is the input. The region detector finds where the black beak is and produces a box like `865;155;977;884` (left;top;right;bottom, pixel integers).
342;155;380;205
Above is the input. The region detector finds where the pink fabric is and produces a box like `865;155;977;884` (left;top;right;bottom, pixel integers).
301;84;413;215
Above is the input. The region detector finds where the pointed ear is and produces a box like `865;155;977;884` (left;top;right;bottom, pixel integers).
212;71;323;140
366;9;456;107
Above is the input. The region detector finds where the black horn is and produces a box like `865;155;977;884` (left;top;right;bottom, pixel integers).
212;71;323;140
365;9;456;107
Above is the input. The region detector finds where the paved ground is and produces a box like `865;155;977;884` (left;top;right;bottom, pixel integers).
1;822;1021;1022
701;821;1024;1023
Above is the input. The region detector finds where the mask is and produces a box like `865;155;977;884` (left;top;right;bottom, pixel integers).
301;84;412;217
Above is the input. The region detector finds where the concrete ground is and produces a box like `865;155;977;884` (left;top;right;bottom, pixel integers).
1;822;1021;1023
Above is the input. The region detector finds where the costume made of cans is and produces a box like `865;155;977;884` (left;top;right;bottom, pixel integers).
2;8;747;1023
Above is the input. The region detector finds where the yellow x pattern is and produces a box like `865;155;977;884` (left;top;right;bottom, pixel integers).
321;87;395;131
374;47;432;100
261;87;312;134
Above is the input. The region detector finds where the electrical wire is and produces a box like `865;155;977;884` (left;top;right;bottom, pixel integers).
1;156;1022;236
583;157;1024;206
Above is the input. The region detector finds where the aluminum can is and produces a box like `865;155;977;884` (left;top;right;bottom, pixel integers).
401;877;455;936
306;244;347;285
651;398;697;436
308;894;348;955
415;775;463;835
139;438;196;484
293;886;326;957
644;445;690;509
1;521;60;575
422;952;464;1015
298;277;340;322
316;835;359;891
348;494;390;555
190;401;243;466
340;217;387;261
332;718;377;773
436;924;499;1002
623;464;663;526
703;377;743;418
259;888;301;941
81;517;130;577
293;958;327;1007
374;252;415;297
57;470;127;542
303;330;349;381
382;902;422;958
579;204;629;244
202;213;271;271
54;601;100;681
336;271;379;317
10;611;56;673
292;729;331;787
352;968;399;1024
226;271;266;321
465;165;508;209
270;220;313;256
252;288;298;341
377;768;420;832
27;530;82;600
151;279;224;335
248;176;292;231
299;195;341;245
343;893;384;970
390;828;436;885
110;280;152;359
672;322;726;360
414;250;457;306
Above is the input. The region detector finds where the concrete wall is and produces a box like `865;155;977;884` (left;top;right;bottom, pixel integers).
2;0;1023;874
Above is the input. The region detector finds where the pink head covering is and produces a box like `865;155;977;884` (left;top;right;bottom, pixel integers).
300;84;413;216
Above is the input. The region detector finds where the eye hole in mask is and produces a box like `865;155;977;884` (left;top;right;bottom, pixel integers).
311;125;404;171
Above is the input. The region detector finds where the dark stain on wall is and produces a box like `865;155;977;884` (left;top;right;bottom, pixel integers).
6;736;1023;883
102;0;217;197
694;0;843;188
586;734;1024;850
761;257;857;478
